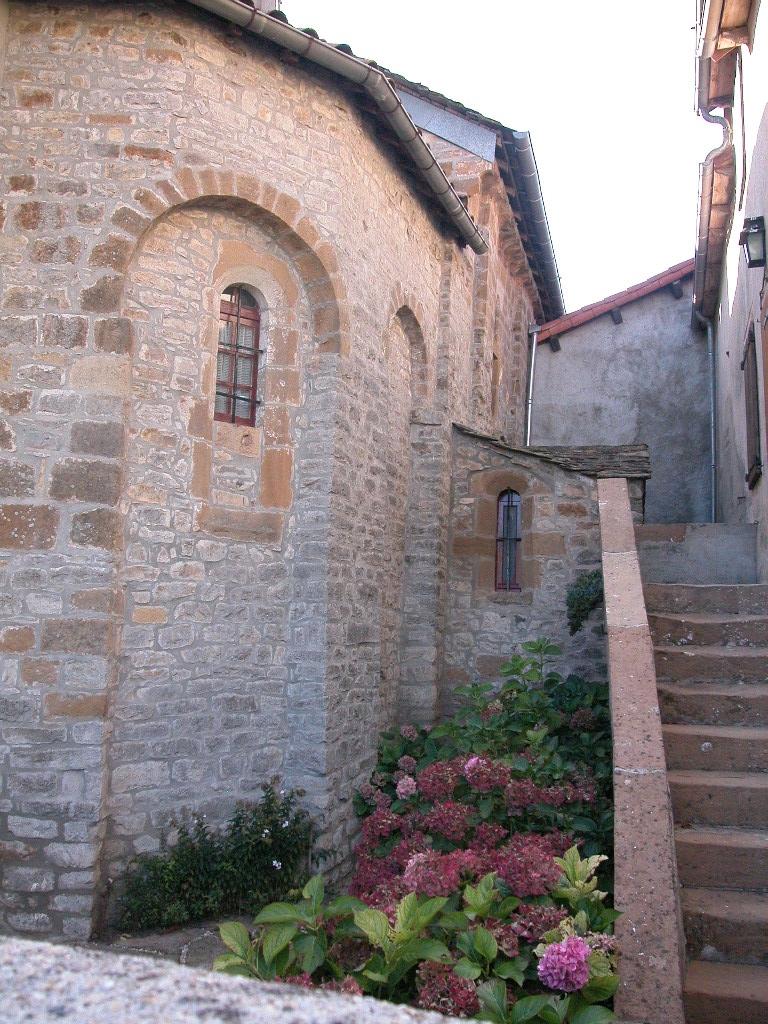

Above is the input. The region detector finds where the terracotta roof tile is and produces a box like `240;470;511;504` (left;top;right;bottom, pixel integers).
538;258;695;342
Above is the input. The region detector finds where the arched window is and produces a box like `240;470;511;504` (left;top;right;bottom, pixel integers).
495;489;521;590
215;284;262;426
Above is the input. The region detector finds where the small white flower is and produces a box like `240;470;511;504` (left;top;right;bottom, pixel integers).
272;860;282;870
282;820;290;828
262;829;270;838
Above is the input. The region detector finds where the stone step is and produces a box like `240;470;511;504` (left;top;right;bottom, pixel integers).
649;611;768;647
664;724;768;771
682;887;768;964
659;681;768;726
655;644;768;682
669;770;768;827
636;523;757;585
644;583;768;615
684;959;768;1024
675;826;768;889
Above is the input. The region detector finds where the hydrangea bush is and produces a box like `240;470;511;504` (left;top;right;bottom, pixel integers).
216;641;619;1023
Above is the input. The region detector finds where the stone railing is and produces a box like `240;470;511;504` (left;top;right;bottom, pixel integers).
597;478;685;1024
0;937;462;1024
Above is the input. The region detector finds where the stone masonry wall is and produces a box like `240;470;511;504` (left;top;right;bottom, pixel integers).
0;0;544;935
443;429;646;702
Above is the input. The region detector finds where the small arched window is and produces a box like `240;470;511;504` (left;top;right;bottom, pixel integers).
495;489;521;590
215;284;262;426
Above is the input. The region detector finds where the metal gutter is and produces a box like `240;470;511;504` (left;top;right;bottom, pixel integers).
694;310;718;522
692;108;733;313
183;0;488;254
696;0;726;114
524;324;540;446
507;132;564;319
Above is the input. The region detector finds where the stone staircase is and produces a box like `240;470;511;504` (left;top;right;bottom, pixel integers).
636;524;768;1024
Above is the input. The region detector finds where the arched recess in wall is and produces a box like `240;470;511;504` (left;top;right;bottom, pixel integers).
80;171;347;918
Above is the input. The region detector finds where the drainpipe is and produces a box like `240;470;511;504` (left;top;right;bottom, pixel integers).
692;108;733;311
183;0;488;254
694;310;717;523
524;324;540;446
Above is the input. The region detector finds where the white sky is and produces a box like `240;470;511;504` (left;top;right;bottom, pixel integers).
282;0;719;312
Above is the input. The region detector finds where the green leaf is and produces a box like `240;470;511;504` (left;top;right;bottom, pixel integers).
395;892;419;935
569;1006;615;1024
219;921;251;958
473;926;499;963
411;896;449;932
493;959;525;986
354;908;391;950
254;902;305;925
295;932;327;975
437;910;470;931
212;955;255;977
579;974;619;1004
511;995;555;1023
454;957;483;980
302;875;324;912
477;979;509;1023
394;938;451;967
262;923;297;965
496;896;521;917
325;895;367;918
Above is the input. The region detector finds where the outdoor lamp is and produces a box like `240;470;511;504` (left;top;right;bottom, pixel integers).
739;216;766;268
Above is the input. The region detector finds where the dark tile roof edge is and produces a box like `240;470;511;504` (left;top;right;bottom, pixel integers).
453;424;652;479
538;258;695;342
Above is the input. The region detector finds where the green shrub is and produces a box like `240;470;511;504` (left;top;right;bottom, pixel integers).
566;571;604;635
118;784;311;932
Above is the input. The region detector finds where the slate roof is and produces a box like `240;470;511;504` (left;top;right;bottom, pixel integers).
455;424;652;479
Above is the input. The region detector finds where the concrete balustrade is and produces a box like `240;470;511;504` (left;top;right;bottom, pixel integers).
597;477;685;1024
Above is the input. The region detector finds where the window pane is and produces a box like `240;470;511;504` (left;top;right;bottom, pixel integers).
215;392;230;416
217;351;232;384
238;324;256;350
234;397;252;420
218;321;233;346
239;288;257;308
236;354;255;386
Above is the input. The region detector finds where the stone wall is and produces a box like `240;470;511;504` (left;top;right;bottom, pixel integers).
0;0;545;937
442;428;647;701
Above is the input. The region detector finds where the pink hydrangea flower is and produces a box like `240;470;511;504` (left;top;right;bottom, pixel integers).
510;903;569;942
416;961;480;1018
400;724;419;741
398;754;417;773
463;755;510;792
420;800;472;842
396;775;417;800
537;935;592;992
416;757;464;801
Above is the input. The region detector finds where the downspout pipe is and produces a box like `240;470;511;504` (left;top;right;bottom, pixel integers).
694;310;717;523
183;0;488;254
524;324;540;446
692;108;732;311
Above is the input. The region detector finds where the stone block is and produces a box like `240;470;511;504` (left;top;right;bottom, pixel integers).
69;355;130;395
50;459;121;505
7;817;58;839
0;462;35;498
94;318;133;354
71;508;122;550
21;658;59;685
0;504;58;549
4;867;56;892
41;618;112;655
41;315;87;349
259;448;293;509
132;606;168;625
44;694;108;719
45;843;97;869
0;316;37;348
6;913;51;933
80;275;122;314
198;506;283;545
111;761;170;793
70;421;124;458
526;531;566;557
0;626;35;652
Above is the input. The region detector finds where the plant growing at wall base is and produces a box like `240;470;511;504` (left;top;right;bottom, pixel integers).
566;572;604;635
118;784;311;932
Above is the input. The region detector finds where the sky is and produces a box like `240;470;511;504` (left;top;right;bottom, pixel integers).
282;0;718;312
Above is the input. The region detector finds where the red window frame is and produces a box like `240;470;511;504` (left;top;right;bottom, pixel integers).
215;285;261;427
495;489;522;591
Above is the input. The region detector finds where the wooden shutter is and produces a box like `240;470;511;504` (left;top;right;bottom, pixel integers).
742;324;762;489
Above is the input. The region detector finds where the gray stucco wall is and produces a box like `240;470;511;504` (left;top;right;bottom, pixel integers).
531;277;710;523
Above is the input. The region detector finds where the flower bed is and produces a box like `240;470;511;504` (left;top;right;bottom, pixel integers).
216;641;618;1023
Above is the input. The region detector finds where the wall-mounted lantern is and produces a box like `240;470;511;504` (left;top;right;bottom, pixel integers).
739;216;766;268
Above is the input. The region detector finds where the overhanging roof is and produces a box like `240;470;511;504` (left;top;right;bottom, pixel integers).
538;259;694;343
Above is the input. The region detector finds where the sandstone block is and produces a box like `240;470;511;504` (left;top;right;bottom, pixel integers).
71;508;121;550
50;459;121;505
70;421;124;458
44;694;108;718
111;761;170;793
0;461;35;498
80;275;122;313
94;318;133;354
69;354;130;394
0;316;37;348
259;448;293;509
41;618;112;655
21;658;59;685
0;626;35;652
0;505;58;549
